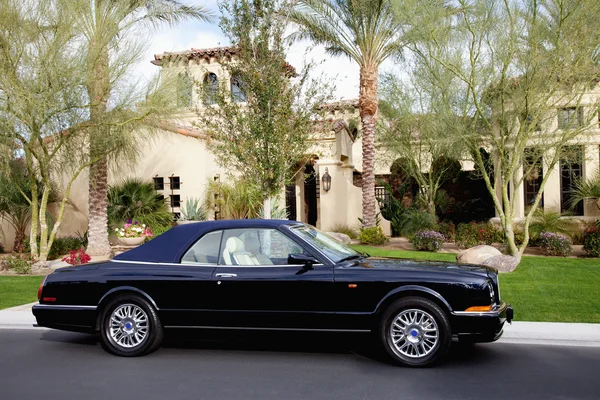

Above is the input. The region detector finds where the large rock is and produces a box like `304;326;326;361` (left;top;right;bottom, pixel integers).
481;255;519;273
457;245;502;265
326;232;352;244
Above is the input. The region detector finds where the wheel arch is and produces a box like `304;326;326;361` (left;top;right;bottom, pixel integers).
375;285;453;318
95;287;159;330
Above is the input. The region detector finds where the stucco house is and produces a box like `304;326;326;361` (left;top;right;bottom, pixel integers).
0;46;391;251
2;45;600;251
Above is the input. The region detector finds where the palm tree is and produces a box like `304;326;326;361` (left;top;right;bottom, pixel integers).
289;0;405;228
63;0;212;256
569;173;600;212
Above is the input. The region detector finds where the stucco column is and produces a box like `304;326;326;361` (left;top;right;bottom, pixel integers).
543;148;561;213
583;144;600;217
315;159;345;232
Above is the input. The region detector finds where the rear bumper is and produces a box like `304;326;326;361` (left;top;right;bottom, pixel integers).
451;302;513;343
32;304;98;333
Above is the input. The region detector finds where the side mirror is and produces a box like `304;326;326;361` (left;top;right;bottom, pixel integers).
288;253;318;269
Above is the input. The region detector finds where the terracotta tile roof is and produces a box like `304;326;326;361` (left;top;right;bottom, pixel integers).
151;45;297;76
318;99;359;111
151;46;239;66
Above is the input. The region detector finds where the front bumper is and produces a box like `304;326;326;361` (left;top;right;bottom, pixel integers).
451;302;513;343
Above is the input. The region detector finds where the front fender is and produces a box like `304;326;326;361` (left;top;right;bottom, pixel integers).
374;285;454;315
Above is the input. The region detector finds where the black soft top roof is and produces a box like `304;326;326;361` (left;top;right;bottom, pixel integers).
113;219;303;263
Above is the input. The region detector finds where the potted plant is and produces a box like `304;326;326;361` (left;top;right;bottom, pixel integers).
115;220;153;246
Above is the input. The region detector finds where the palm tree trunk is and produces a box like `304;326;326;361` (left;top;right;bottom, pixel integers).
359;65;379;228
86;32;112;257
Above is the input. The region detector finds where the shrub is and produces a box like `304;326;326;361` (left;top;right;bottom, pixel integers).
0;241;4;254
455;222;500;248
62;249;92;266
180;198;207;221
435;221;456;242
582;226;600;257
529;210;577;242
412;230;445;252
392;209;437;238
108;178;173;232
331;224;358;239
258;197;289;219
3;253;33;274
539;232;572;257
358;226;389;245
24;236;85;260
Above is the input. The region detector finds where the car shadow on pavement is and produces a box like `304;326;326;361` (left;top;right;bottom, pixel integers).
38;328;500;367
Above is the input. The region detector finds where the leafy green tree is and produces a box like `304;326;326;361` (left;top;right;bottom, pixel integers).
61;0;212;256
407;0;600;261
378;70;463;219
289;0;406;228
0;1;185;264
197;0;332;218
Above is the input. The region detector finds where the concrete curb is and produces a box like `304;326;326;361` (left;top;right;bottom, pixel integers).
2;305;600;347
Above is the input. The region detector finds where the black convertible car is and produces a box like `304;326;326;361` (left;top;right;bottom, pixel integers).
33;220;512;367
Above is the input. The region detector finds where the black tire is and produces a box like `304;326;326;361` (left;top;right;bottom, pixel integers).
379;296;452;367
100;294;163;357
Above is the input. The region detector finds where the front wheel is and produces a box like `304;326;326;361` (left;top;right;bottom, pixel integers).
100;294;163;357
379;297;452;367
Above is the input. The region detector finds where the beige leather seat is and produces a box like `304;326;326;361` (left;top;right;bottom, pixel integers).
245;236;273;265
222;237;260;266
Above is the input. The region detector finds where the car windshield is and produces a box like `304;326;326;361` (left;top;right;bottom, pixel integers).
290;225;362;263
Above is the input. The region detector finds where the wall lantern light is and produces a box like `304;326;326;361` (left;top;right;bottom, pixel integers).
322;168;332;192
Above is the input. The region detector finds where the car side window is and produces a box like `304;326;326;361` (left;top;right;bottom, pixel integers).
181;230;223;265
219;228;309;266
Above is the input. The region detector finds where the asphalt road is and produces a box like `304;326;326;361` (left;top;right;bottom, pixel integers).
1;329;598;400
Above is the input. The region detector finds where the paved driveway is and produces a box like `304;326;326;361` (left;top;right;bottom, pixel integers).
1;329;599;400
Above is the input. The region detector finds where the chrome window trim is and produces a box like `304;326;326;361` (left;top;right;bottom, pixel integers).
110;259;325;268
111;260;216;267
213;263;326;268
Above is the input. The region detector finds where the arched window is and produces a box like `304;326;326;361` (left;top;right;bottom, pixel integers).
231;75;247;103
177;72;193;107
203;72;218;105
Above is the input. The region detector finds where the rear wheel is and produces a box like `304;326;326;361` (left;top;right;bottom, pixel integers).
379;297;451;367
100;294;163;357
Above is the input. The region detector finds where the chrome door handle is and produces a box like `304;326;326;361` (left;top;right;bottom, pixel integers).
215;273;237;278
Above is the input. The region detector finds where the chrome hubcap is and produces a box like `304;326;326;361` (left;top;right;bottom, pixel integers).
390;309;439;358
109;304;149;348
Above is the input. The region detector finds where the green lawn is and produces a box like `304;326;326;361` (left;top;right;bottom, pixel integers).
351;245;600;323
0;276;44;310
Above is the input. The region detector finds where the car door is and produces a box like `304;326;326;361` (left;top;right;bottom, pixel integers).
209;227;335;330
151;230;222;327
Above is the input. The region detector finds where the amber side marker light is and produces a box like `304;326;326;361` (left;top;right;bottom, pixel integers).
464;305;493;312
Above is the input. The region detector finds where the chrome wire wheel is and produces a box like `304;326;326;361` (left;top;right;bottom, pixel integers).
390;308;439;359
108;303;149;349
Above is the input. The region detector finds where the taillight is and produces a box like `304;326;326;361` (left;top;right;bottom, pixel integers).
38;276;47;301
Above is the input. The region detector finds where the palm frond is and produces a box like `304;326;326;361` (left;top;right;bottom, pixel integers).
132;0;214;29
568;173;600;211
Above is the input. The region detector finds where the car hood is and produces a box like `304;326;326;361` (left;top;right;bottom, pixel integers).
347;257;495;278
